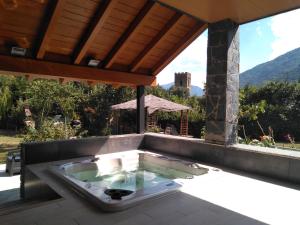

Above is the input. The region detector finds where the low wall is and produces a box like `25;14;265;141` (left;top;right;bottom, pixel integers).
226;144;300;183
21;134;144;199
144;133;300;184
21;133;300;200
143;134;225;164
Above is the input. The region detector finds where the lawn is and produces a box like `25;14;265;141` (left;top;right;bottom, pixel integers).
0;134;23;164
0;135;23;149
276;142;300;151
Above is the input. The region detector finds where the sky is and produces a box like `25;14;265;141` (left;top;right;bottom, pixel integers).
157;9;300;88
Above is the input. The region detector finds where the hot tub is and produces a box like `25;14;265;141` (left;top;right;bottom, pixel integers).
49;150;208;212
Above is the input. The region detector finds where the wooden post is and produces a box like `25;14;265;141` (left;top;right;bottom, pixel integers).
137;85;145;134
180;110;188;136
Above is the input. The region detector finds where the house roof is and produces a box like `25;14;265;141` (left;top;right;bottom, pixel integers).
0;0;299;86
158;0;300;24
111;94;190;114
0;0;206;86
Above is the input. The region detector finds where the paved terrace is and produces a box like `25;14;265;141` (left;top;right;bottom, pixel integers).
0;164;20;204
2;141;300;225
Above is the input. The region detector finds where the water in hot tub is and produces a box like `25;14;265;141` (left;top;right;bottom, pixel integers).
69;165;192;191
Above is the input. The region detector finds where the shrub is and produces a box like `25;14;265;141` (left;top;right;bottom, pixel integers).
23;119;79;142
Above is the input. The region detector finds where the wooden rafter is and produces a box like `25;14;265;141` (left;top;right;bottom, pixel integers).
152;22;208;75
73;0;118;64
103;1;155;69
130;12;182;72
0;55;156;86
36;0;67;59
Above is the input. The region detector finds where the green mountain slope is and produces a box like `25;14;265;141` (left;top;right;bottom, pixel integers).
240;47;300;87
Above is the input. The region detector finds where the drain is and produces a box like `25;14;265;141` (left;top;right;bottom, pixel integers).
104;189;134;200
166;181;174;186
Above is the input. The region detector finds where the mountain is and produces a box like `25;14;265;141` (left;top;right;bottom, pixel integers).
161;82;173;90
160;83;204;96
240;47;300;87
190;85;204;96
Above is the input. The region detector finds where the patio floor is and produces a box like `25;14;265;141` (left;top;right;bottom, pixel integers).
0;164;20;204
1;157;300;225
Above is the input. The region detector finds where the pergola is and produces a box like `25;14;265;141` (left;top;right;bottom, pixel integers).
1;0;300;145
111;94;190;135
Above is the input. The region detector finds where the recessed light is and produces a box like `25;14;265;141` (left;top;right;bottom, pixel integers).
11;47;27;56
87;59;100;67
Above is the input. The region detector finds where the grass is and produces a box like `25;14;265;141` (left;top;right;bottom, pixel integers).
0;134;23;164
0;135;23;149
0;152;8;164
276;142;300;151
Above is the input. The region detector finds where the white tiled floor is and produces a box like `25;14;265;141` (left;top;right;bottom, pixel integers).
0;164;20;191
181;167;300;225
0;164;20;204
1;161;300;225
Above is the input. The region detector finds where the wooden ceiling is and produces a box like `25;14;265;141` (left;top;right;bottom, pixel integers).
0;0;207;86
158;0;300;24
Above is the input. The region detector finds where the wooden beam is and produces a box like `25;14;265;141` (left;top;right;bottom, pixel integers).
73;0;118;64
152;22;208;75
130;12;182;72
103;1;155;69
36;0;67;59
0;55;156;86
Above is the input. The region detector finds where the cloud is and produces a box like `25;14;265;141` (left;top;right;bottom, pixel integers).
270;9;300;59
157;31;207;88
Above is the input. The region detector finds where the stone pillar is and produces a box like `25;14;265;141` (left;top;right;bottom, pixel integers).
205;19;239;145
136;85;145;134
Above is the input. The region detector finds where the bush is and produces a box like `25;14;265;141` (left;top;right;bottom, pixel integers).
23;120;79;142
239;82;300;141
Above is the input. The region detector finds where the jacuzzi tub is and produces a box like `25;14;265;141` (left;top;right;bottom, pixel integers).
49;150;208;212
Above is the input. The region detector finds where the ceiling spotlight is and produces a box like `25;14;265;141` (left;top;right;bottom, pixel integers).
11;47;27;56
87;59;100;67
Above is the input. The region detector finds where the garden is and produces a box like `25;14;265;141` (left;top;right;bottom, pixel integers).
0;75;299;160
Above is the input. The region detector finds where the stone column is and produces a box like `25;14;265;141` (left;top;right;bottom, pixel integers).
205;19;239;145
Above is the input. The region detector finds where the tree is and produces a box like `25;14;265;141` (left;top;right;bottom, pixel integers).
239;81;300;141
0;77;12;120
24;79;86;127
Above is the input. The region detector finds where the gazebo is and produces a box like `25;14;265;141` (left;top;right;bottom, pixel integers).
111;94;190;136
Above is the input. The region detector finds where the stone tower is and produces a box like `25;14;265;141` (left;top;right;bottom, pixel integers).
174;72;191;92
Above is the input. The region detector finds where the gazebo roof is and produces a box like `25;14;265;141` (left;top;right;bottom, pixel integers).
111;94;190;114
